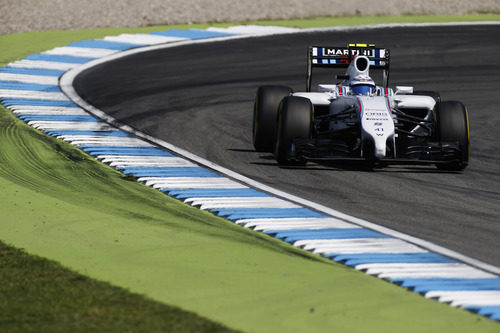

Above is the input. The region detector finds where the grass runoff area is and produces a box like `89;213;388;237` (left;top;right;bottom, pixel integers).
1;14;499;332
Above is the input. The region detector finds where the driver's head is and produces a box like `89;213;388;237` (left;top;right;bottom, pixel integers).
350;75;375;96
352;84;375;95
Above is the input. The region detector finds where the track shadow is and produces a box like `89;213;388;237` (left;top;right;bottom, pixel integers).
232;147;459;174
227;148;255;153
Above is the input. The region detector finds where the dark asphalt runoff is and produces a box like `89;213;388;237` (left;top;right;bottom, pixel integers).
74;25;500;268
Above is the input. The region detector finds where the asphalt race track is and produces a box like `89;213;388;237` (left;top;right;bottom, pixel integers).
74;25;500;268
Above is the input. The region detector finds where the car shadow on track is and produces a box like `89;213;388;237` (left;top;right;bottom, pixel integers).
228;148;460;174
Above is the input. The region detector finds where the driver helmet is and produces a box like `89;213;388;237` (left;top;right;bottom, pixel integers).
350;75;376;96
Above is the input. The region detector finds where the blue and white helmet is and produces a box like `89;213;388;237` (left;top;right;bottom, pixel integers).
350;75;376;96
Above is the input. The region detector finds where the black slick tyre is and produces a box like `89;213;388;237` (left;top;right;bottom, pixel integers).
274;96;312;166
253;85;293;152
435;101;470;171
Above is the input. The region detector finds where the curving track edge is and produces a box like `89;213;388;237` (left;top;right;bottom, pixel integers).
0;23;499;322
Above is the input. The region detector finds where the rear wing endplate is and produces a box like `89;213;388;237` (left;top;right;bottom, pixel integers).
306;44;391;91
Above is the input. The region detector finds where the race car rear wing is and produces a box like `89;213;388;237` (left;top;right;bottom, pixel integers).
306;44;391;91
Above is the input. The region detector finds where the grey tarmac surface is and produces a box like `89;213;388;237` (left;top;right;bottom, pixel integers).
74;25;500;267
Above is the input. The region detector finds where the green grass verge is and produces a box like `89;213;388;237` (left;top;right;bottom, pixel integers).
1;15;499;332
0;241;238;333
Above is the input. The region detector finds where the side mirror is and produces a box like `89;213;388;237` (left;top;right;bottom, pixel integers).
395;86;413;94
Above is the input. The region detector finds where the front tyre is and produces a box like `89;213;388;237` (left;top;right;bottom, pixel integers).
435;101;470;171
253;85;293;152
274;96;312;166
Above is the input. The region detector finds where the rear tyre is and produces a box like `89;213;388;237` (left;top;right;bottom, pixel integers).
435;101;470;171
253;85;293;152
274;96;312;166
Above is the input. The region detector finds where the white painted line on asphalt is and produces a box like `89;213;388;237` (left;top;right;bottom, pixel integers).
60;136;153;146
137;177;248;189
104;33;187;45
8;105;82;112
0;90;66;100
108;160;196;168
98;156;193;167
425;291;500;307
9;60;78;70
44;46;118;58
357;263;497;279
186;197;302;209
29;121;117;131
0;73;59;85
238;217;359;230
13;109;89;116
296;238;428;254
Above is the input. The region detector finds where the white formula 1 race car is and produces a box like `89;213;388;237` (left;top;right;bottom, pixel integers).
252;44;470;170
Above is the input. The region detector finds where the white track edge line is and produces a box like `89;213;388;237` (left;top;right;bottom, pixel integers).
59;22;500;276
